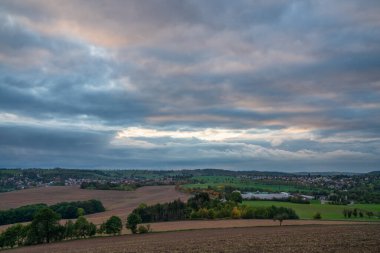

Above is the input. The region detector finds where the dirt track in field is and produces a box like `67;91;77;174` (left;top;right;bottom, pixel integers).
0;185;189;225
4;224;380;253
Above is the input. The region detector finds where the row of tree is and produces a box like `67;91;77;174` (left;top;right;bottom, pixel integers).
0;208;141;250
80;182;137;191
342;208;375;219
0;199;105;225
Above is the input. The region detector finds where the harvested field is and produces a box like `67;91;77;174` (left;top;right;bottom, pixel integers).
4;224;380;253
147;219;374;232
0;185;188;225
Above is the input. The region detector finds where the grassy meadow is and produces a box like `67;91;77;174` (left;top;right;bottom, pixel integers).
244;200;380;221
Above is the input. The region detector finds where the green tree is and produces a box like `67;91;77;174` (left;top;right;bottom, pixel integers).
74;216;90;238
105;216;123;235
28;208;61;244
77;208;85;217
274;213;288;226
88;222;97;237
0;233;4;249
64;220;75;239
229;191;243;203
98;222;106;234
188;192;210;210
126;213;142;234
2;224;25;248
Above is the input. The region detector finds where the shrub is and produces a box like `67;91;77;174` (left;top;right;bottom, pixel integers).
366;211;374;219
208;209;216;219
198;208;209;219
241;206;255;219
215;207;232;218
104;216;122;235
231;207;241;219
137;224;151;234
253;207;269;219
126;213;142;234
190;211;201;219
313;212;322;220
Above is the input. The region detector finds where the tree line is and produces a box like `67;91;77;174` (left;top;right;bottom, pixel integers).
342;208;376;219
80;182;137;191
0;207;151;250
131;192;299;222
0;199;105;225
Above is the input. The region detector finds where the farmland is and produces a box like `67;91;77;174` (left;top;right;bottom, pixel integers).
244;200;380;220
4;224;380;253
0;185;188;226
1;171;380;251
146;219;372;232
3;168;380;204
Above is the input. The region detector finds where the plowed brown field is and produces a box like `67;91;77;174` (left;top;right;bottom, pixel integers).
147;219;374;232
4;224;380;253
0;185;189;225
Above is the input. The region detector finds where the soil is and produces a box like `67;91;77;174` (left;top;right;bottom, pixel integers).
4;224;380;253
147;219;374;232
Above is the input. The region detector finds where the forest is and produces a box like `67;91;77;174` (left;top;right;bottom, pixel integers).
131;192;299;222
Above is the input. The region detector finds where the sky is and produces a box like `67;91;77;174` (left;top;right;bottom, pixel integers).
0;0;379;172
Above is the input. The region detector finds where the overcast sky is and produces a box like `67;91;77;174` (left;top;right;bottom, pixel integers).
0;0;379;172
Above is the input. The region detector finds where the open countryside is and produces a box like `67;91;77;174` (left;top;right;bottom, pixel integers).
1;0;380;252
1;170;379;251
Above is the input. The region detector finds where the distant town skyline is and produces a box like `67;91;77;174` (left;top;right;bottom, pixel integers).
0;1;379;172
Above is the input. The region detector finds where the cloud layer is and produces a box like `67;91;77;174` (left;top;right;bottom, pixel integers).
0;0;380;171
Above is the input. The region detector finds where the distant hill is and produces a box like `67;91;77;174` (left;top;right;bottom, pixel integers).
186;168;291;177
293;171;363;176
1;167;377;178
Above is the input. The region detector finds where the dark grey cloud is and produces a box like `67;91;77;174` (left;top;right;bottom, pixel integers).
0;0;379;171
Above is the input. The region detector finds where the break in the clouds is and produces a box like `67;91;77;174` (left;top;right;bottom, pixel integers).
0;0;379;172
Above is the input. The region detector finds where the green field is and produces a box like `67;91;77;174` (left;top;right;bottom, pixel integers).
243;200;380;221
183;176;315;193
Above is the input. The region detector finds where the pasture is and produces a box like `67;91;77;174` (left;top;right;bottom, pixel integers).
244;200;380;220
183;175;316;192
